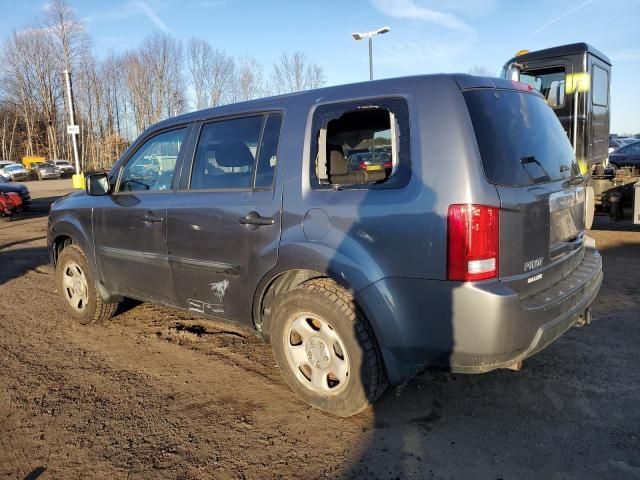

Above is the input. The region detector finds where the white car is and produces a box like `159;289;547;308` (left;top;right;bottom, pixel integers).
51;159;76;176
0;162;29;181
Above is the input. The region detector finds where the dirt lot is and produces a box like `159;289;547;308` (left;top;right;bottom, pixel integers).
1;179;639;480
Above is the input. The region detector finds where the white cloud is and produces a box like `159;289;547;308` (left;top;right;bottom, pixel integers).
531;0;595;35
132;1;169;33
86;1;169;32
371;0;472;31
374;35;477;74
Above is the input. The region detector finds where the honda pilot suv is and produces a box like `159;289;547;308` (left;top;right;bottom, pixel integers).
48;74;602;417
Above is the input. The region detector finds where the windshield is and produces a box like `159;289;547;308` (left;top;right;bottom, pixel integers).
5;164;23;171
464;89;578;186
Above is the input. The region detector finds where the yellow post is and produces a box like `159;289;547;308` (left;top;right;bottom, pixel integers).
72;172;85;189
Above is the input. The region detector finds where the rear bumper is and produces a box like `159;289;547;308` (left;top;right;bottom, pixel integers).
357;244;603;384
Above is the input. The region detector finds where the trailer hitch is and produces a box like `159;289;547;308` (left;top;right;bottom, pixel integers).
575;307;592;328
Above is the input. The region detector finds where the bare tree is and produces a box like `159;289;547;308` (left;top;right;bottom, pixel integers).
207;48;235;107
187;38;209;110
123;50;153;134
234;55;265;102
44;0;89;162
468;66;495;77
188;38;235;109
44;0;87;71
0;7;329;170
271;51;326;94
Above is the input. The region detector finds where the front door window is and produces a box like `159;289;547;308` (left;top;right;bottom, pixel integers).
118;128;187;192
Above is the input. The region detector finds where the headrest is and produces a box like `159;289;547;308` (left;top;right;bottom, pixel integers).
214;139;255;168
329;150;348;175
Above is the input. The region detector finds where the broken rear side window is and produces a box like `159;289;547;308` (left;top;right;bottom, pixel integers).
311;98;410;189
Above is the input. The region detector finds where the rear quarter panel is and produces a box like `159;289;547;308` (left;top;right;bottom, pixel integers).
277;76;499;291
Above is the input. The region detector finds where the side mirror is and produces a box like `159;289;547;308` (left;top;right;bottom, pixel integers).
86;173;111;196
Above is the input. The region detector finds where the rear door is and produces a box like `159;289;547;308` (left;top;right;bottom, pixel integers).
464;87;585;298
166;112;284;324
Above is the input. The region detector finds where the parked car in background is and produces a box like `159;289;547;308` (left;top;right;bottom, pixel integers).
609;137;639;154
0;176;31;210
609;141;640;169
48;74;603;417
0;162;29;181
0;161;15;179
51;159;76;177
34;162;62;180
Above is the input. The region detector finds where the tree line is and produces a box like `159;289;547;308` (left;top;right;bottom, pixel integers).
0;0;326;170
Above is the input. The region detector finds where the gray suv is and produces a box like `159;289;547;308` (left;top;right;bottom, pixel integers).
48;74;603;416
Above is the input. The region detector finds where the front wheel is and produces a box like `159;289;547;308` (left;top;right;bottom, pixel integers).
56;244;119;325
270;278;387;417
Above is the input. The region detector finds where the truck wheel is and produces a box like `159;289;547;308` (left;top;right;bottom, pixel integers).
56;244;119;325
270;278;387;417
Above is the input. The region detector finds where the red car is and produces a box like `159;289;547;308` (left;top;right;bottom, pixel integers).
0;191;22;221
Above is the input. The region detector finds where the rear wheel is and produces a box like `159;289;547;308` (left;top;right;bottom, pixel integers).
270;278;387;417
56;244;119;325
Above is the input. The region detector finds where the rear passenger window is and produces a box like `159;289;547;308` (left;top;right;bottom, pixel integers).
311;98;410;189
190;114;283;190
190;116;263;190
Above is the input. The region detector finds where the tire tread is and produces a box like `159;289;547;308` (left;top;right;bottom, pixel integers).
295;278;388;403
63;244;118;324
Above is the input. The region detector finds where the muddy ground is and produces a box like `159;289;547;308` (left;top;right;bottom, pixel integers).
0;179;638;479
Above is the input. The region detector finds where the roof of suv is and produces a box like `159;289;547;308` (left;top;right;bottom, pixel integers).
152;73;538;133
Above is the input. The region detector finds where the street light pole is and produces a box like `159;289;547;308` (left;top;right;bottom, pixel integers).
351;26;391;81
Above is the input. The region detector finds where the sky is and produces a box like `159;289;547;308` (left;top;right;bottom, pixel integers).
1;0;639;133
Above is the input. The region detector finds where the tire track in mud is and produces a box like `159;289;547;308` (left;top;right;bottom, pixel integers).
0;259;370;479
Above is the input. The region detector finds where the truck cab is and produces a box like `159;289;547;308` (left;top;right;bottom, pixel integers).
502;43;612;175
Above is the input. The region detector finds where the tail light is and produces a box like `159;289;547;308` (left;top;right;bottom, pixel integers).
447;204;499;281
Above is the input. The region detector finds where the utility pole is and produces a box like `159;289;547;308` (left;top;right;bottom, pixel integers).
63;69;81;185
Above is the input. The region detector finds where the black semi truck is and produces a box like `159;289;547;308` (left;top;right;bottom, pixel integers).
502;43;639;225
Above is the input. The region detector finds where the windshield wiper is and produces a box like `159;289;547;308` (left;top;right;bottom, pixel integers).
520;156;551;184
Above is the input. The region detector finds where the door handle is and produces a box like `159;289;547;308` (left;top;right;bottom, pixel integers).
142;215;164;223
239;211;275;230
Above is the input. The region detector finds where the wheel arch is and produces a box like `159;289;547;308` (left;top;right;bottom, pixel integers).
50;218;93;269
253;268;327;337
252;240;386;337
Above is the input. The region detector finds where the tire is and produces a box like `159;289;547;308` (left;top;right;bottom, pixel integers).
56;244;119;325
270;278;387;417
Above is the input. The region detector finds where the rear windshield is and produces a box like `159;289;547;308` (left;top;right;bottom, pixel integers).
464;89;578;186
